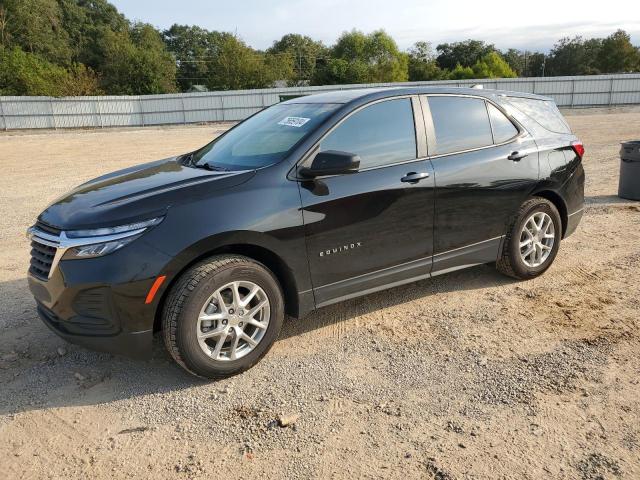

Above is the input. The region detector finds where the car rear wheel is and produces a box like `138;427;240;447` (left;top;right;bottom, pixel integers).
162;255;284;379
497;197;562;280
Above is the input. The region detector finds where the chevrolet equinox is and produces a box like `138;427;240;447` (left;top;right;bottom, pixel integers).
28;87;585;378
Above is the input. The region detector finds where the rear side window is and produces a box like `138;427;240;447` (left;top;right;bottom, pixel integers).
506;97;571;134
321;98;416;169
428;96;493;155
487;103;518;143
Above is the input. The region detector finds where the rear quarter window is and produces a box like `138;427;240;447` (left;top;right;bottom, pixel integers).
505;97;571;134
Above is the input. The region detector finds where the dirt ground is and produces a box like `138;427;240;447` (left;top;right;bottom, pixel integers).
0;108;639;480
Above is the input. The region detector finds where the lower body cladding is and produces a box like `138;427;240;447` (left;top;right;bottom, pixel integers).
313;236;505;308
28;239;172;359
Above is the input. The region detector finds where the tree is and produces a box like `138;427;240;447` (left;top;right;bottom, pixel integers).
314;30;408;85
163;25;231;90
101;23;177;95
408;41;445;81
206;34;292;90
546;36;602;76
436;40;496;70
0;0;73;64
597;30;640;73
268;34;326;85
0;46;100;96
472;52;517;78
57;0;129;69
447;63;475;80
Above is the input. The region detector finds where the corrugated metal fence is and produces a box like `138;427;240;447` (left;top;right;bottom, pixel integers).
1;73;639;131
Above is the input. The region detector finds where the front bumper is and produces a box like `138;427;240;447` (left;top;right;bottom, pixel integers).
37;304;153;359
27;236;173;359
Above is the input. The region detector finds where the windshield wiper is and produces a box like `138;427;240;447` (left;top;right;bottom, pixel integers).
200;162;231;172
181;152;195;165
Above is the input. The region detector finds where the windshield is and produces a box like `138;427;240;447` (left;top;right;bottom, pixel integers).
192;103;340;171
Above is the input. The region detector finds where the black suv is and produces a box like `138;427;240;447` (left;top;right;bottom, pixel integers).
28;87;585;378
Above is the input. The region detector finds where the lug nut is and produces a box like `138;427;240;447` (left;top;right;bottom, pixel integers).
222;319;228;325
228;328;233;334
229;308;235;314
239;322;244;327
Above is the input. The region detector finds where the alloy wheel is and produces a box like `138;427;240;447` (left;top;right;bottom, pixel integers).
196;281;270;361
519;212;556;268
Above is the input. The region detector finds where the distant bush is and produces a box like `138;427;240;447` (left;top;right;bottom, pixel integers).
0;47;100;96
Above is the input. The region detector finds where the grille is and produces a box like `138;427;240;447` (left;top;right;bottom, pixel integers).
29;239;57;280
35;221;62;236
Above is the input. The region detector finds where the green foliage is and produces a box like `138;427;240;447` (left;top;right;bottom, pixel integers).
101;23;177;95
408;42;446;81
314;30;408;85
546;36;602;75
203;34;293;91
0;0;639;97
501;50;547;77
447;63;475;80
163;25;230;91
57;0;129;69
436;40;496;70
472;52;517;78
268;34;327;86
0;0;73;64
597;30;640;73
0;46;100;96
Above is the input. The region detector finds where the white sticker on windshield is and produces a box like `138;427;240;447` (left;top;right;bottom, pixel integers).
278;116;311;128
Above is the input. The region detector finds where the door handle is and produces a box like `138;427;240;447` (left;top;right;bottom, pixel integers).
401;172;430;183
508;151;527;162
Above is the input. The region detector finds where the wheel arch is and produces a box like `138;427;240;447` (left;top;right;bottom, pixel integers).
531;189;568;237
153;236;304;333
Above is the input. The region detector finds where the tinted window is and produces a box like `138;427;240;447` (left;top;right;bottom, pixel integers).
506;97;571;134
428;96;493;155
320;98;416;169
487;103;518;143
193;103;340;170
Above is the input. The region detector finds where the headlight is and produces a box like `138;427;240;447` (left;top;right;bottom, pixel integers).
62;217;163;260
66;236;142;259
66;217;163;239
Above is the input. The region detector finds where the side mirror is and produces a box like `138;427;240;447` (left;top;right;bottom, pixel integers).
299;150;360;178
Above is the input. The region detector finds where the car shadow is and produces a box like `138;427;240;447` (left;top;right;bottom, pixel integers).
585;194;637;205
0;263;517;416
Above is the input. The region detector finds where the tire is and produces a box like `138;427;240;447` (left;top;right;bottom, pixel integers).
162;255;284;379
496;197;562;280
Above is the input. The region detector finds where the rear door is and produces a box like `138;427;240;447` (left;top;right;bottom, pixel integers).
298;97;435;306
422;95;539;273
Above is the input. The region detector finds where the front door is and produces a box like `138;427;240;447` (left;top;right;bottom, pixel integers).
298;97;435;306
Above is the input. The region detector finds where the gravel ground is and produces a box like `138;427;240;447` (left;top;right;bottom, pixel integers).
0;109;639;479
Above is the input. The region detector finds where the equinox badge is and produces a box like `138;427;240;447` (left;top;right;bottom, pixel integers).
319;242;363;257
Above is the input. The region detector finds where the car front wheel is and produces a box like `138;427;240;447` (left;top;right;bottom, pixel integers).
162;255;284;379
497;197;562;280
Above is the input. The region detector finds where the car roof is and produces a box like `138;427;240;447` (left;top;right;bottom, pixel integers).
282;86;552;106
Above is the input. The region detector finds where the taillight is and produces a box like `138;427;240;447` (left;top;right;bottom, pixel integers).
571;141;585;159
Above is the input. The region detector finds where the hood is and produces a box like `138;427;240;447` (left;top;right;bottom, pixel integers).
38;157;255;230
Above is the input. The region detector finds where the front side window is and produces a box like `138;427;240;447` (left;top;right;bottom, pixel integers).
428;96;493;155
320;98;417;169
487;103;518;143
193;102;340;170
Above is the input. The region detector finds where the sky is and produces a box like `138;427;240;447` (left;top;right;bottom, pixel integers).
110;0;640;52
